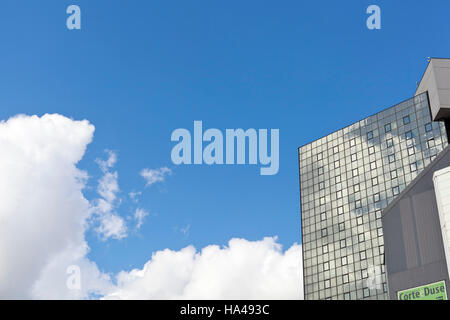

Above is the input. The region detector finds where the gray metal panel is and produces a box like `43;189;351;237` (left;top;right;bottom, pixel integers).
399;198;419;269
413;190;445;265
383;204;406;274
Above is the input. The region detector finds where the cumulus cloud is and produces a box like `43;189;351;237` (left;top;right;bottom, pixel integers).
91;151;127;240
0;113;303;300
104;237;302;300
140;167;172;187
0;114;111;299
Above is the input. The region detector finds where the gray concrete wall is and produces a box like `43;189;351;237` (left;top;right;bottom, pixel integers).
416;58;450;121
382;146;450;299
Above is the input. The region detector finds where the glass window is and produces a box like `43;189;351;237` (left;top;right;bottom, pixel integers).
321;228;327;237
335;175;341;184
425;123;433;132
375;210;382;219
403;115;410;125
393;186;400;196
325;280;331;289
370;161;377;170
391;170;397;179
334;160;340;168
378;227;383;237
408;146;415;156
368;146;375;155
362;269;368;279
340;239;346;248
355;200;362;209
319;182;325;190
351;153;357;162
320;197;326;205
323;245;328;254
427;138;435;148
352;168;359;177
324;262;330;271
367;131;373;140
339;222;345;232
358;233;365;243
405;131;413;140
410;162;418;172
342;256;348;266
333;146;339;154
317;152;323;161
354;184;360;193
386;138;394;148
385;123;391;133
372;177;378;186
360;251;366;260
363;288;370;298
337;206;344;215
321;212;327;221
337;190;343;199
318;167;324;175
343;274;349;284
357;216;363;225
388;154;396;163
350;139;356;147
374;193;380;202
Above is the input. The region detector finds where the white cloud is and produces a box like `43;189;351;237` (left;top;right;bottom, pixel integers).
0;113;303;300
104;237;302;300
174;224;191;237
134;208;149;230
97;171;118;203
95;213;127;240
180;224;191;236
129;191;142;203
95;150;117;172
91;151;127;240
140;167;172;187
0;114;111;299
30;243;113;299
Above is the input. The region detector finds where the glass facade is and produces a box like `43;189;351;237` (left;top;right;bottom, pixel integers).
299;92;448;300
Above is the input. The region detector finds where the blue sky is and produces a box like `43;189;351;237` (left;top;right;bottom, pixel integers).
1;0;450;277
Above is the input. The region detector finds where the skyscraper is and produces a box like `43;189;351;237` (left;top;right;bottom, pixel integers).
381;58;450;300
299;83;448;299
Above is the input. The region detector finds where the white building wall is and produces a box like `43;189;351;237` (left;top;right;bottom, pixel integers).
433;166;450;279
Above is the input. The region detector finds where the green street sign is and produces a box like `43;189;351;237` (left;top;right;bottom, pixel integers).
397;281;448;300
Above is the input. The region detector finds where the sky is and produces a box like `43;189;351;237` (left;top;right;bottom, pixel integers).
0;0;450;299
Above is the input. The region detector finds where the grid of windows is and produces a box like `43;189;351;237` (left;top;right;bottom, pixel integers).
299;93;448;300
